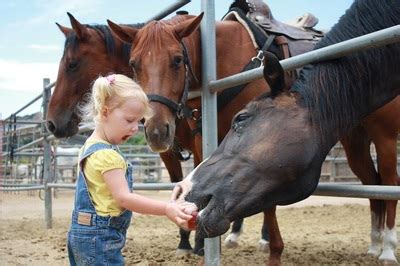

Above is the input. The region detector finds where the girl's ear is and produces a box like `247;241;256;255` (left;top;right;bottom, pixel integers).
101;107;109;119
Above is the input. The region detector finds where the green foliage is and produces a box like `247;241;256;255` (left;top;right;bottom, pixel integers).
126;132;147;145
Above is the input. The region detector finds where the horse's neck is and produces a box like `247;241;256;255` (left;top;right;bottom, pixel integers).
186;31;202;92
186;21;264;103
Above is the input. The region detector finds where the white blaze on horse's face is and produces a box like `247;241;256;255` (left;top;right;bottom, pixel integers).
177;157;209;203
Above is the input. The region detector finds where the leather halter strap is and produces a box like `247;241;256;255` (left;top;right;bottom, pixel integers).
147;41;198;120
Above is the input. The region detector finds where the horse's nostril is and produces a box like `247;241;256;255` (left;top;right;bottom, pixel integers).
165;123;170;138
47;121;56;133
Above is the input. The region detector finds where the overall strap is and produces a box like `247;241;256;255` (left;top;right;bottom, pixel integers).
79;143;119;168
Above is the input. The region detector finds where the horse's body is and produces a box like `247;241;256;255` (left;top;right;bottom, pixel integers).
107;0;328;253
46;13;198;253
177;0;399;264
107;7;305;254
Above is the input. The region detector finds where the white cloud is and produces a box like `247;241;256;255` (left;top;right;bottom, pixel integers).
27;44;62;51
0;59;57;93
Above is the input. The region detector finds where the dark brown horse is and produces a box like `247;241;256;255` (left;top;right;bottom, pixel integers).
178;0;400;264
45;13;199;254
107;1;325;253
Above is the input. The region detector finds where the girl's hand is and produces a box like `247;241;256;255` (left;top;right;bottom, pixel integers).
165;201;198;230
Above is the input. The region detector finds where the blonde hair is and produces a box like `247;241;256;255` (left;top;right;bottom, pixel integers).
79;74;152;123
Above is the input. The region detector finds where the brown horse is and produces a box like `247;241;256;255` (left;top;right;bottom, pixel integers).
45;13;199;254
178;0;400;264
106;13;271;255
107;1;325;253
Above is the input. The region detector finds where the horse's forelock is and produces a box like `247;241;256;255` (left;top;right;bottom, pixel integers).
134;16;194;59
134;21;180;57
63;24;130;58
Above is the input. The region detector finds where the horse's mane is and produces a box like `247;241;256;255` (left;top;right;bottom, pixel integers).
291;0;400;139
133;15;195;59
64;23;144;62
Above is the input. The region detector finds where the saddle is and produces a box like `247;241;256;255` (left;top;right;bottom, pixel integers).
223;0;324;58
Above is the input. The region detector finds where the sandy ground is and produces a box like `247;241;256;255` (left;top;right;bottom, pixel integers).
0;190;399;265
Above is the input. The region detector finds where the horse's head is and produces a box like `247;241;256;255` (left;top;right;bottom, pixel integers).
47;13;131;138
183;53;327;238
108;14;203;152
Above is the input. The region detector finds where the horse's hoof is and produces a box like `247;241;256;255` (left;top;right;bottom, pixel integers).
176;248;193;256
379;260;398;266
367;246;381;257
258;239;270;253
224;234;239;248
379;249;398;265
224;239;239;248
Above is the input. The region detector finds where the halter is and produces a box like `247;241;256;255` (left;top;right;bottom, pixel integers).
147;41;199;120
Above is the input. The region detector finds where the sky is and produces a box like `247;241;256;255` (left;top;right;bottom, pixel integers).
0;0;354;119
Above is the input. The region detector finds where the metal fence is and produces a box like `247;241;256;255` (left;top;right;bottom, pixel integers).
1;1;400;265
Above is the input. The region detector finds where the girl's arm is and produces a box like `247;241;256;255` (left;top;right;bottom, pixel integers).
103;169;195;227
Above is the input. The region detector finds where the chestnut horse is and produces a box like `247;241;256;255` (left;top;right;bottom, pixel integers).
106;7;319;253
46;13;199;254
178;0;400;264
108;1;328;252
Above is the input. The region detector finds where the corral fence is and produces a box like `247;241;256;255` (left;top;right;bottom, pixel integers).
1;1;400;265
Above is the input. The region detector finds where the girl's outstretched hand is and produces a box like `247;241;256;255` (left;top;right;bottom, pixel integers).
165;201;198;230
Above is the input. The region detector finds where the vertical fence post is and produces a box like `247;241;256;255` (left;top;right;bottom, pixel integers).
201;0;220;265
42;78;53;229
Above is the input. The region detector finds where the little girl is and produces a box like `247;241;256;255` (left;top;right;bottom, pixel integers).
67;74;196;265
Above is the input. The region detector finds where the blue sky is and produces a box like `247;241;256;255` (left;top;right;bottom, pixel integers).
0;0;353;119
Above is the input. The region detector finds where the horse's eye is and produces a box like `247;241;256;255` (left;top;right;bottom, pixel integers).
235;113;250;123
129;59;137;69
232;112;250;131
67;60;78;71
172;56;183;68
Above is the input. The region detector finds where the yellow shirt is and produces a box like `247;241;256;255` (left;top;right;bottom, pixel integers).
79;139;127;216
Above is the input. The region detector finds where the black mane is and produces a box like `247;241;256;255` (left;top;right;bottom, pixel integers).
291;0;400;140
63;23;144;62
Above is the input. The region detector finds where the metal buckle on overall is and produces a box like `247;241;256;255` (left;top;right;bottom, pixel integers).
251;50;265;66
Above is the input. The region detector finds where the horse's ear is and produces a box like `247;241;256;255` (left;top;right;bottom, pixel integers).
263;52;285;97
56;22;72;37
107;19;138;44
67;12;88;40
174;13;204;39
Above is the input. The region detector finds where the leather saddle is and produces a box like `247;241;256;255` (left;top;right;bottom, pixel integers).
223;0;325;57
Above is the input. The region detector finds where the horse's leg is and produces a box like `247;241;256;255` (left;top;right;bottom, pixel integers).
224;218;244;248
224;214;271;251
193;235;205;256
373;135;398;263
265;207;283;266
159;150;183;183
159;151;192;254
341;127;384;257
259;211;271;252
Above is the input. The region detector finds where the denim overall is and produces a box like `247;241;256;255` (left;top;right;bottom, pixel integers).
67;143;133;266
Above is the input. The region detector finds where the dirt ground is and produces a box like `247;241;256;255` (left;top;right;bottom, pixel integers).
1;190;399;265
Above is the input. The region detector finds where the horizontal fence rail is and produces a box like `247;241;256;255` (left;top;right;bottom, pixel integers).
145;0;191;23
210;25;400;93
2;182;400;200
